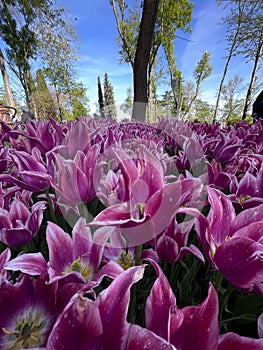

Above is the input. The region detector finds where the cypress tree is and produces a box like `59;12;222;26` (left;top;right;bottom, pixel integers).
103;73;116;118
97;76;105;117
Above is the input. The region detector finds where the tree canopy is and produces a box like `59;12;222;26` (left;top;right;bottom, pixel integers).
0;0;88;120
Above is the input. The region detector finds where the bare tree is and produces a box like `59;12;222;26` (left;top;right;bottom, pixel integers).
216;0;263;120
214;1;246;120
242;27;263;119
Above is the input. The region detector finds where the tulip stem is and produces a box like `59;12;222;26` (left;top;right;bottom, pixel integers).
135;244;142;266
215;270;223;292
45;190;58;224
128;244;142;324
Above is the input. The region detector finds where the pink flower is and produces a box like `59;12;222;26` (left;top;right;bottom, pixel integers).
42;265;175;350
192;187;263;294
0;190;46;247
92;177;203;246
146;259;263;349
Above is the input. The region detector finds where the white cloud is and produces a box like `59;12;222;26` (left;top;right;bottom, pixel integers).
179;1;228;79
79;55;132;77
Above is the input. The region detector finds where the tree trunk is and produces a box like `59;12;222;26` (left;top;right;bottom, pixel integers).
0;49;16;107
213;43;236;121
132;0;160;122
242;31;263;120
213;5;243;121
147;67;155;122
184;81;200;118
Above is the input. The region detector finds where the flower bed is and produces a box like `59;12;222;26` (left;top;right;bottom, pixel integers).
0;117;263;349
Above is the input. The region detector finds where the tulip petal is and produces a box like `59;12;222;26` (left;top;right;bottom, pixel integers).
92;202;132;225
170;284;219;350
232;222;263;243
145;178;203;236
146;259;182;342
1;228;33;247
156;234;179;263
126;324;176;350
207;187;235;244
4;253;47;275
214;237;263;293
47;293;103;350
46;222;73;272
89;226;117;271
218;332;263;349
258;312;263;338
231;204;263;234
72;217;92;259
97;265;145;350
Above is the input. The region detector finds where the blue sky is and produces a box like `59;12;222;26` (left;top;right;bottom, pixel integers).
61;0;257;113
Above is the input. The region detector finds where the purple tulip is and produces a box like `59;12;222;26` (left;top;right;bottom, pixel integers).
207;159;231;191
0;191;46;247
97;146;165;206
192;187;263;294
92;177;204;246
0;148;51;192
0;147;10;174
5;218;123;290
5;252;48;276
145;259;218;349
228;170;263;209
0;274;58;349
226;153;263;177
146;259;263;349
8;118;66;155
42;265;175;350
51;146;101;205
61;118;101;158
45;218;122;285
206;131;242;164
102;227;159;268
156;218;204;263
0;248;11;279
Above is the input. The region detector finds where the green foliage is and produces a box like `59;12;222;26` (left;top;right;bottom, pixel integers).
37;8;79;92
156;90;177;118
193;99;214;123
112;0;193;67
0;0;42;108
0;0;87;120
220;75;245;122
121;87;133;116
103;73;116;118
182;52;213;118
64;82;89;120
216;0;263;119
193;51;213;84
34;69;56;119
218;0;263;60
0;88;8;105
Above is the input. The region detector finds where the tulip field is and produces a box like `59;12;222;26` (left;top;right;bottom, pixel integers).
0;116;263;349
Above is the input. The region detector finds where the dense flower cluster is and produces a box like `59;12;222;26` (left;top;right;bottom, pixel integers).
0;117;263;349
